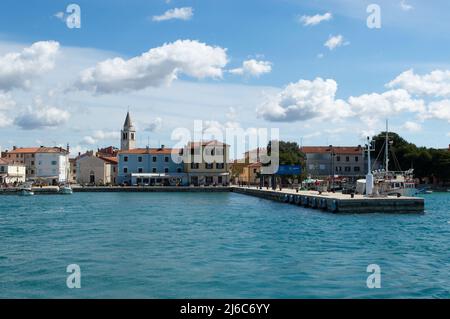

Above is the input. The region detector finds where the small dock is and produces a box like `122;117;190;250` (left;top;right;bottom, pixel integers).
232;187;425;213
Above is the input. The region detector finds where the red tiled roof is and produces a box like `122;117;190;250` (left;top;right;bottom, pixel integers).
300;146;364;155
7;147;40;154
8;147;69;154
99;156;118;165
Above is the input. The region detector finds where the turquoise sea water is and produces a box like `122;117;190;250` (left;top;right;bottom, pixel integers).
0;192;449;298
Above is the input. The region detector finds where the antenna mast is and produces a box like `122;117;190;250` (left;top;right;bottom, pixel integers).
385;119;389;172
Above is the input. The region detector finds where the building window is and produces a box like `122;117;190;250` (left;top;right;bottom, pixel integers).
336;156;341;162
345;166;351;172
138;156;143;162
152;156;157;162
346;156;350;162
138;168;143;173
191;163;199;169
124;156;128;162
31;170;34;174
31;161;34;165
218;176;223;184
164;168;169;173
354;166;360;172
355;156;359;162
164;156;169;162
177;168;182;173
319;164;326;170
131;133;135;140
51;161;57;165
216;163;224;169
152;168;157;173
123;167;128;173
206;163;213;169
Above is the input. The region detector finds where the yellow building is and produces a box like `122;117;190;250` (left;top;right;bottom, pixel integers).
239;162;262;186
183;140;230;186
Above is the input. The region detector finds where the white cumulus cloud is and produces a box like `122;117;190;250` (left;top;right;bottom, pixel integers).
0;41;60;91
402;121;422;132
324;34;347;50
387;69;450;98
75;40;228;94
14;97;69;130
229;59;272;77
424;100;450;123
299;12;332;26
152;7;193;22
348;89;425;117
257;78;352;122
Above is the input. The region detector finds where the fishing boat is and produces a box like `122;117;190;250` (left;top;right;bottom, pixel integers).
58;185;73;194
356;120;418;197
18;183;34;196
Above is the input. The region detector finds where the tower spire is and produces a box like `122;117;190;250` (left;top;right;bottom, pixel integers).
121;110;136;150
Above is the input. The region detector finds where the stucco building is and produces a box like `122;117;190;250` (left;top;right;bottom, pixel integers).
76;152;118;185
183;140;230;186
117;146;186;186
0;158;26;185
300;146;366;180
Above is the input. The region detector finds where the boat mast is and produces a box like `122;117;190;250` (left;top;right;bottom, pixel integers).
385;119;389;172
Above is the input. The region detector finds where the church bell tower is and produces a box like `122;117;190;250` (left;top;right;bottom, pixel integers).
121;111;136;150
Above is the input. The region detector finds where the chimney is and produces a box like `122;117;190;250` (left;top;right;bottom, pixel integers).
13;146;17;150
67;143;70;153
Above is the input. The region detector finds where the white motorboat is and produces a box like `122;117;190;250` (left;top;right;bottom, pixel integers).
18;183;34;196
58;185;73;195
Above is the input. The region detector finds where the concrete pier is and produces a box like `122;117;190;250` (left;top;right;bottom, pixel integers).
72;186;232;193
232;187;425;213
1;185;425;213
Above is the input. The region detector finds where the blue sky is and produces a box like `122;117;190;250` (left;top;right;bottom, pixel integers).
0;0;449;156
